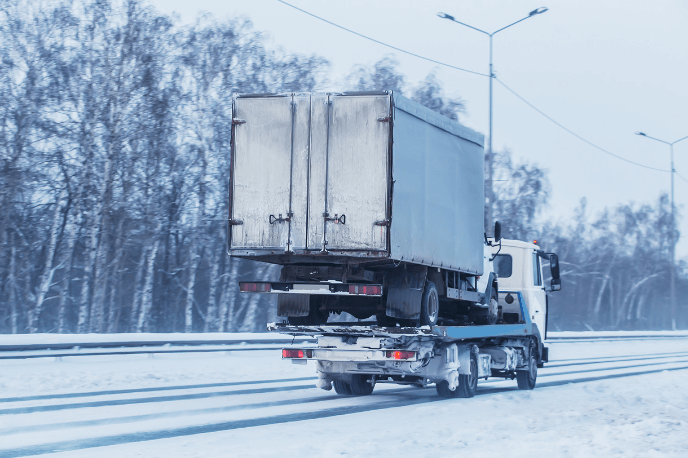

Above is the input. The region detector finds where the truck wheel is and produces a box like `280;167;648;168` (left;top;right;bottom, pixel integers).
436;380;459;398
350;374;375;395
517;342;538;390
420;281;439;326
333;380;353;395
486;289;498;325
457;353;478;398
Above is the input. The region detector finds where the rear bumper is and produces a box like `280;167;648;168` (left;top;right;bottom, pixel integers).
239;281;383;297
282;348;418;362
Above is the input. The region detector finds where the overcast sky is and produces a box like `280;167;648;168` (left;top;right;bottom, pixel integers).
150;0;688;258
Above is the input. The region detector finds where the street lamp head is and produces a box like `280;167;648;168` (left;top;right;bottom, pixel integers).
437;12;455;21
529;7;548;16
635;131;647;136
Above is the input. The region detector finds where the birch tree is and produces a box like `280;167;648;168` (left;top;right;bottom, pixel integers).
30;191;66;333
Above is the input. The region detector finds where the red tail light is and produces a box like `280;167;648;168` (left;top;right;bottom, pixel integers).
348;285;382;295
240;282;271;292
282;349;313;359
282;349;304;358
385;350;415;360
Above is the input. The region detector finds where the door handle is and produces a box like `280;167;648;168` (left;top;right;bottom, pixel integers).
323;213;345;224
269;213;292;224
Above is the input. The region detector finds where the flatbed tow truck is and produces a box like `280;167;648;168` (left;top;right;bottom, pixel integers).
267;238;562;398
228;91;561;398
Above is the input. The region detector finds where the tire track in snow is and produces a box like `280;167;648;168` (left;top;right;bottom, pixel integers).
1;394;442;458
544;356;688;373
0;377;317;404
0;383;316;415
479;364;688;395
548;350;688;366
3;364;688;457
0;387;414;436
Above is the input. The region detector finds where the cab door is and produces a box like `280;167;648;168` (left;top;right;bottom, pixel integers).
526;251;547;336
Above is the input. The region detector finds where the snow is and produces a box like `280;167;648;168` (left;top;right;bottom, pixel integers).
0;333;686;457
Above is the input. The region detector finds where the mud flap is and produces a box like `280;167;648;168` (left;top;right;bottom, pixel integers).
386;265;427;319
457;344;476;375
277;294;310;317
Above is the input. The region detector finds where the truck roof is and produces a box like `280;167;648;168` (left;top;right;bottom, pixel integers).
498;238;540;250
392;93;485;147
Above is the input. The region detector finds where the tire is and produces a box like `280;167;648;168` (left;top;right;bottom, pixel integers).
350;374;375;395
457;353;478;398
517;341;538;390
333;380;353;395
436;380;459;398
487;288;498;325
420;281;439;326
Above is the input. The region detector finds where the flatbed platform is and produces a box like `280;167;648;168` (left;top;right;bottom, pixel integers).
268;322;533;340
268;291;536;341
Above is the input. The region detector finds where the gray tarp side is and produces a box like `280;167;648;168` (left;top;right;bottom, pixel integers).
390;94;485;275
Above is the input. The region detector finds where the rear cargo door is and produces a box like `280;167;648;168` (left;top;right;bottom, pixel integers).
230;95;307;251
320;94;390;251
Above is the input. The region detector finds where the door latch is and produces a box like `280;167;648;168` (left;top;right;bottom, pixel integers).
269;212;292;224
323;212;345;224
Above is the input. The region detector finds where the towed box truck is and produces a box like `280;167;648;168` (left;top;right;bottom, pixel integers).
228;91;561;397
229;91;497;326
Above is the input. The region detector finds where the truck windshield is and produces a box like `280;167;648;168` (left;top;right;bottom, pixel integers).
494;254;512;278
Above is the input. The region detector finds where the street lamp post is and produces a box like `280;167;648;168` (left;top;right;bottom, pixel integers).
636;131;688;330
438;8;548;235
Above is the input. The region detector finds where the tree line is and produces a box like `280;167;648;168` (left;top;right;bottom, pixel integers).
1;0;684;334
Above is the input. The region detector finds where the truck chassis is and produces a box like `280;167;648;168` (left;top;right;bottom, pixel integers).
273;292;548;398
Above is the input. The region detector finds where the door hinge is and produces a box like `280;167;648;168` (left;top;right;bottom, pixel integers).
374;219;390;226
232;118;246;125
377;116;391;122
228;219;243;226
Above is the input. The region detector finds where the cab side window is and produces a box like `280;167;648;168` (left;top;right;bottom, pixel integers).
494;254;512;278
532;253;542;286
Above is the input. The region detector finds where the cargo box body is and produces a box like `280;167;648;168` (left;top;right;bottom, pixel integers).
228;92;485;275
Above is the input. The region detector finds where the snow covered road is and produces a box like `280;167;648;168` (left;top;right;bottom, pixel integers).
1;335;687;457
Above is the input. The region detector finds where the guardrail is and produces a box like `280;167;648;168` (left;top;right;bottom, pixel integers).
0;334;316;360
1;331;686;360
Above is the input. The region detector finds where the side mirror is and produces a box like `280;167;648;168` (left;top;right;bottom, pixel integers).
549;254;560;280
494;221;502;242
550;278;561;292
